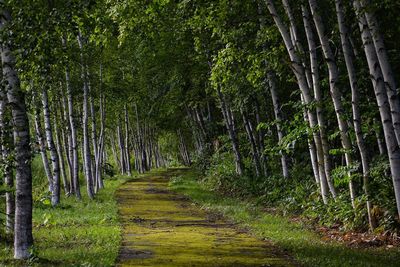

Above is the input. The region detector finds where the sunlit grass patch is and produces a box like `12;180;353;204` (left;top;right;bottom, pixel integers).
0;176;131;267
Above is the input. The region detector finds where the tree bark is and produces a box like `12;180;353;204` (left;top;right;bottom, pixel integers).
42;87;61;206
358;0;400;145
1;7;33;258
54;100;70;195
88;75;99;192
178;129;191;166
96;90;105;189
77;32;94;199
60;91;73;193
241;107;262;177
266;0;328;203
63;36;81;199
301;4;336;198
267;72;289;178
308;0;356;208
117;120;127;174
33;95;53;193
217;88;244;175
354;0;400;219
124;104;132;175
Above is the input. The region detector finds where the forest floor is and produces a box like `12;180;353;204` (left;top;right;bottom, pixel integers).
169;169;400;267
116;168;295;267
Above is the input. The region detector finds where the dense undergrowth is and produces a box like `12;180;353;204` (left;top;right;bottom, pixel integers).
169;169;400;267
0;156;127;267
194;148;399;234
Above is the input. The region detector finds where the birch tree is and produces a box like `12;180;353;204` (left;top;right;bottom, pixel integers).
1;5;33;259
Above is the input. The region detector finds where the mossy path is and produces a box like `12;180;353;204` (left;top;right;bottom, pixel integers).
116;169;295;266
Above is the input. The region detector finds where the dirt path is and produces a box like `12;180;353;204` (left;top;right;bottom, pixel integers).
116;169;294;267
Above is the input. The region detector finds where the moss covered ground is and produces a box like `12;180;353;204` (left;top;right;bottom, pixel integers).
116;169;294;266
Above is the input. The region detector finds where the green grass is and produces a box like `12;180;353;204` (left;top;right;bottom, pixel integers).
0;175;131;267
169;169;400;267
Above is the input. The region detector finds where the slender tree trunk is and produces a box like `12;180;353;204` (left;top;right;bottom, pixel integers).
96;90;105;189
63;36;81;199
53;101;70;196
194;107;208;141
308;0;356;208
134;103;146;173
1;8;33;258
301;94;329;203
33;97;53;193
254;98;268;176
42;87;61;206
267;72;289;178
354;0;400;219
178;129;191;166
117;121;127;174
217;88;244;175
335;0;375;229
374;118;386;155
302;4;337;198
60;85;74;194
89;77;99;192
77;32;94;199
186;106;207;152
241;108;262;177
110;134;122;172
124;104;132;176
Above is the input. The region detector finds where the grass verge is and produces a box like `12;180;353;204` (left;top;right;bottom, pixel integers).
169;169;400;267
0;176;130;267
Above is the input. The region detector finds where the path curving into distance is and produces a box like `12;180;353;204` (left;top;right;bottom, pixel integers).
116;169;295;267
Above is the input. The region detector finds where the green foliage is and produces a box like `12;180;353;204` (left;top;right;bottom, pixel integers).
369;156;399;232
31;155;49;200
202;150;239;193
196;147;399;232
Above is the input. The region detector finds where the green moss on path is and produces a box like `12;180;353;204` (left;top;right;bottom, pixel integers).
116;169;295;267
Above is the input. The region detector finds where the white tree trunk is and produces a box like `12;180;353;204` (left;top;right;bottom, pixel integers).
308;0;356;208
354;0;400;219
335;0;375;229
301;4;337;198
268;72;289;178
266;0;329;203
34;99;53;193
1;7;33;258
358;0;400;144
77;32;94;199
63;36;81;199
124;104;132;176
42;88;61;206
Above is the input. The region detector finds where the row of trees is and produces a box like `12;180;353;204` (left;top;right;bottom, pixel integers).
0;0;172;259
107;0;400;232
1;0;400;261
